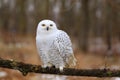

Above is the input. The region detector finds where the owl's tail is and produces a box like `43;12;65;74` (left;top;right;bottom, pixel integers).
66;54;77;68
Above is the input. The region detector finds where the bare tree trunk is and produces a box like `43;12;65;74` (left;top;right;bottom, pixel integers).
103;0;112;55
79;0;90;52
25;0;36;35
46;0;50;18
0;1;10;32
16;0;26;34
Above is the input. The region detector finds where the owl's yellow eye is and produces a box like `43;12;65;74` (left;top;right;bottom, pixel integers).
42;24;45;27
50;24;53;27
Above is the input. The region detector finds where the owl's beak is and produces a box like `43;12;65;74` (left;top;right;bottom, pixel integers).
46;27;49;31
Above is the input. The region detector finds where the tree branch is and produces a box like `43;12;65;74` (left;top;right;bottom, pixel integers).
0;58;120;77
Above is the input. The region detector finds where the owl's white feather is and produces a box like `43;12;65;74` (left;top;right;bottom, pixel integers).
36;20;76;71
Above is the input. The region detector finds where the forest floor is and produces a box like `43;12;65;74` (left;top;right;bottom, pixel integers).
0;35;120;80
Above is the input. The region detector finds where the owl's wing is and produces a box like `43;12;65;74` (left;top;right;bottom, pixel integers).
55;30;77;67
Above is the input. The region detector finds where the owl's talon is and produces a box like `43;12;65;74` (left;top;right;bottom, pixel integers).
59;66;64;72
42;63;53;69
41;65;47;68
51;65;55;68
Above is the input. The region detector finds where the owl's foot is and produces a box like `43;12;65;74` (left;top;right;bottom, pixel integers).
59;66;64;72
41;65;47;68
42;63;53;68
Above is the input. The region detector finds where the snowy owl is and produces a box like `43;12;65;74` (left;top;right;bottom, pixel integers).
36;19;77;71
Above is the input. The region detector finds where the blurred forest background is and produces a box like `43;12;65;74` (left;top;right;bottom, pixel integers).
0;0;120;54
0;0;120;80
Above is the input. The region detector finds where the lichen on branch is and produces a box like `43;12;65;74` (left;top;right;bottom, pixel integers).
0;58;120;77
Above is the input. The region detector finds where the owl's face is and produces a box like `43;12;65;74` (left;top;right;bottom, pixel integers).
37;20;58;34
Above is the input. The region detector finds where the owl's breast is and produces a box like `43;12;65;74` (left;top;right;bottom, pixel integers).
37;35;56;50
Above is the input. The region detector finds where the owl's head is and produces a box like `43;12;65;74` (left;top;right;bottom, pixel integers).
37;20;58;35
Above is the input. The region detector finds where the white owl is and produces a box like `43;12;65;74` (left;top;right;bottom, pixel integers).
36;19;77;71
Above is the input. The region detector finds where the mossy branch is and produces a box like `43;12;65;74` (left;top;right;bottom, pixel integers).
0;58;120;77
